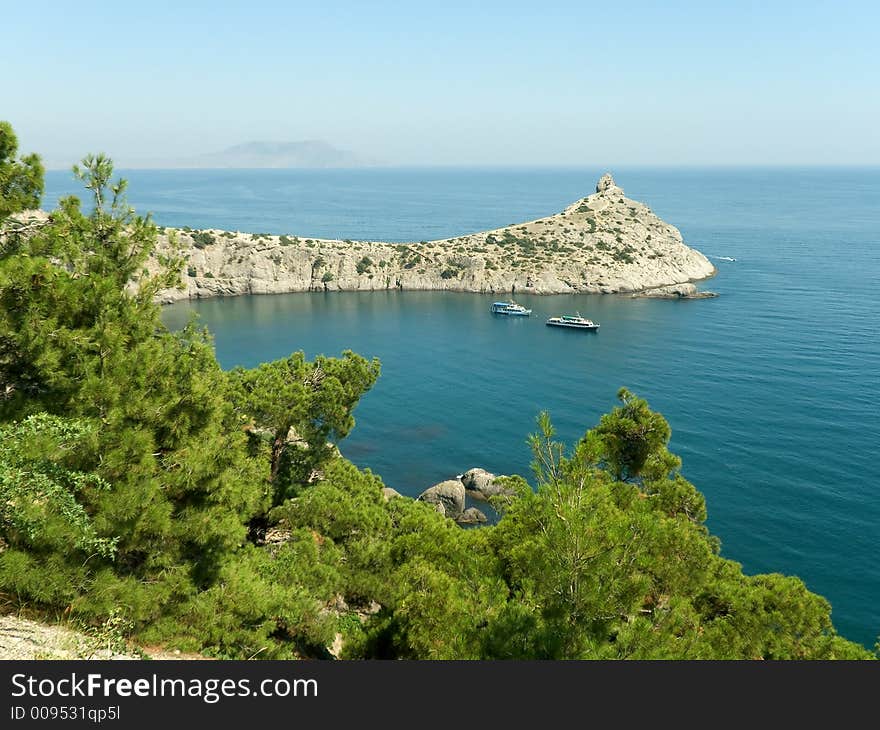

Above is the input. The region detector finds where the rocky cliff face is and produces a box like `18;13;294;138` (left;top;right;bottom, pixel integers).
146;173;714;302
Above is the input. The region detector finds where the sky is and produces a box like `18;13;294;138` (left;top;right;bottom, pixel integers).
3;1;879;168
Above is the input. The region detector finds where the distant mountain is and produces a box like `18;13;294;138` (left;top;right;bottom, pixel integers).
191;140;367;169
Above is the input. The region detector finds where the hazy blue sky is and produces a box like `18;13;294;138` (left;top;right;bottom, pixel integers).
4;1;878;167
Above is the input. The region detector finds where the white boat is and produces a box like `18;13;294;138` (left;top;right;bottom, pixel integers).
490;300;532;316
546;313;600;331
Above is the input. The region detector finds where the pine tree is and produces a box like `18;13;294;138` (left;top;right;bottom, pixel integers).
0;122;43;224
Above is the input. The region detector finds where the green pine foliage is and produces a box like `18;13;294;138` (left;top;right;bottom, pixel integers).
0;144;372;655
0;123;874;659
227;351;380;504
326;396;872;660
0;415;117;559
0;122;44;223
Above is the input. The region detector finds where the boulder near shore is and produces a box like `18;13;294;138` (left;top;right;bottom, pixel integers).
460;467;514;501
415;468;509;526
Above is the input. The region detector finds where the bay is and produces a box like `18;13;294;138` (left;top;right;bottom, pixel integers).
45;166;880;647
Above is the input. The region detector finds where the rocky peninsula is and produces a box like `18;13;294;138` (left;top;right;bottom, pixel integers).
150;173;716;302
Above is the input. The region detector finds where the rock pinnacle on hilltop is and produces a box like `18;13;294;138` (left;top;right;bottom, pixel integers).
596;173;622;194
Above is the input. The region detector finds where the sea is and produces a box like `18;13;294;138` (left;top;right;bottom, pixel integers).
44;166;880;648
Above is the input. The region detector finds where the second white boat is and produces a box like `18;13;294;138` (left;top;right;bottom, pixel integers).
546;313;600;331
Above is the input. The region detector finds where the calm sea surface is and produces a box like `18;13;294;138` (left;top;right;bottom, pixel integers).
46;167;880;647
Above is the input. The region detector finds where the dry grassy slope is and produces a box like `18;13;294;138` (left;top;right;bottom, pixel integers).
0;615;208;660
146;173;715;302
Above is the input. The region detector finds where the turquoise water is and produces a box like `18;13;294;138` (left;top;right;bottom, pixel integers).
46;167;880;647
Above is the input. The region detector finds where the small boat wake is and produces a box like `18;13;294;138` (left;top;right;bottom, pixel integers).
713;255;737;262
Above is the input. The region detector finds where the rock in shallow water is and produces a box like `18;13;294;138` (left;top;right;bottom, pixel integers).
460;467;514;500
456;507;488;525
417;479;466;520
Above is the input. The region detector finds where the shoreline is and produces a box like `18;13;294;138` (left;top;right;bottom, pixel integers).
159;273;719;305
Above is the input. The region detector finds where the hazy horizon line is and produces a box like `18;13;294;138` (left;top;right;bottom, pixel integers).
42;162;880;172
